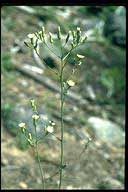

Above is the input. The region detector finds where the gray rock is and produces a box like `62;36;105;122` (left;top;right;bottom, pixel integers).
87;117;125;147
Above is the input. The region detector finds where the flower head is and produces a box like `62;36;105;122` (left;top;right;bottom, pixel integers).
32;114;40;120
46;125;54;133
77;54;85;59
18;122;26;128
77;27;81;31
67;80;75;87
27;33;35;39
49;120;56;126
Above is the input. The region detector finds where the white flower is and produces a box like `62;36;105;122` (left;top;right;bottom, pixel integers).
27;33;35;39
77;27;81;31
32;114;40;120
18;122;26;128
77;54;85;59
46;125;54;133
67;80;75;87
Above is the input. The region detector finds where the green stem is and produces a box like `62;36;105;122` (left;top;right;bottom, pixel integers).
33;120;45;189
59;60;64;189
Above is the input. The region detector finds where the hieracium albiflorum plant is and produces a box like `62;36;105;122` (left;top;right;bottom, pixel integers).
19;26;87;189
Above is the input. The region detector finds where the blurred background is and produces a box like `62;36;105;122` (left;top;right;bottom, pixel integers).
1;6;125;189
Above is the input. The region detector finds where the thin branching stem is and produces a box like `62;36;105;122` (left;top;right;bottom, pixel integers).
23;27;87;190
59;58;64;189
33;119;45;189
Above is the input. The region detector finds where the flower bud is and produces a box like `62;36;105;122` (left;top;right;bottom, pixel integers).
71;42;75;49
78;61;82;65
34;32;40;39
42;26;46;42
72;30;76;39
33;38;38;50
27;138;33;145
28;133;32;140
49;32;54;44
65;31;71;44
42;26;45;36
72;30;76;44
30;99;37;112
81;35;87;43
57;26;61;40
30;99;35;107
76;27;81;44
38;31;43;40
